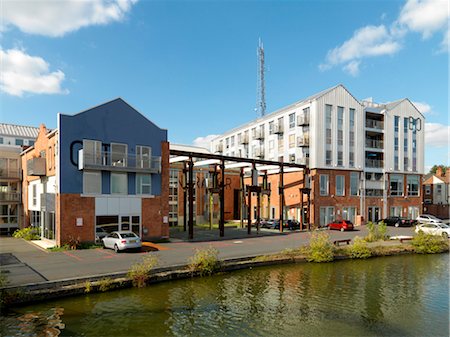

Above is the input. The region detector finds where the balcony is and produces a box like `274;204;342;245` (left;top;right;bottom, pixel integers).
255;130;265;140
27;157;46;176
0;192;20;203
239;135;249;145
254;147;265;158
297;114;310;126
365;159;384;168
366;119;384;131
79;150;161;173
297;135;310;147
365;139;384;149
273;124;284;134
215;143;223;153
40;193;55;212
0;168;20;179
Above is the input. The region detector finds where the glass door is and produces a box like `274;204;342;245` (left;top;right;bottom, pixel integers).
368;207;380;223
120;216;130;231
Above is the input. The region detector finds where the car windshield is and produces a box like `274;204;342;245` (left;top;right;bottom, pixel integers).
120;233;138;238
344;221;352;224
438;224;449;229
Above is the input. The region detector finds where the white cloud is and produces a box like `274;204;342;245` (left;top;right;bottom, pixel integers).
413;101;432;114
425;122;450;147
319;25;401;75
398;0;449;39
192;135;219;150
0;48;68;96
1;0;138;37
320;0;449;74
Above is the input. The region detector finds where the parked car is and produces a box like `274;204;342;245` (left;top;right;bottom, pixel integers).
379;217;416;227
415;223;450;239
102;231;142;253
416;214;442;224
259;219;275;229
327;220;354;232
95;227;108;242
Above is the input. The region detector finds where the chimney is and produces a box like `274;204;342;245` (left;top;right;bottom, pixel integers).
436;167;443;177
446;168;450;177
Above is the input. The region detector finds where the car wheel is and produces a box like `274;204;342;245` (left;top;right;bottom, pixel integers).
340;227;345;232
114;244;120;253
395;223;399;228
443;232;449;239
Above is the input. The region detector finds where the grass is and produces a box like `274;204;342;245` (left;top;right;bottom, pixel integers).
188;246;220;276
194;222;237;230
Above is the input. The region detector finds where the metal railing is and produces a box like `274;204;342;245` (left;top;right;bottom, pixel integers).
239;135;249;144
297;135;310;146
365;139;384;149
297;157;309;165
255;130;265;140
297;114;310;126
215;143;223;153
274;124;284;134
0;192;20;202
366;119;384;129
365;159;383;168
82;150;161;172
0;168;20;179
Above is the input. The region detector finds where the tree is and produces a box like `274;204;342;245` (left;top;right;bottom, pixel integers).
430;165;449;174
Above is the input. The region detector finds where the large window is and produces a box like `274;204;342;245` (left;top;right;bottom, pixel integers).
320;207;334;226
320;175;329;196
15;139;24;146
336;175;345;196
30;210;40;228
111;143;127;167
350;172;359;196
83;139;102;165
289;113;295;129
342;207;356;224
390;174;403;196
390;206;402;217
32;184;37;206
136;145;151;169
289;134;295;148
394;116;399;170
111;172;127;194
83;171;101;194
0;204;18;225
403;118;408;170
325;104;332;166
407;175;419;196
136;174;152;195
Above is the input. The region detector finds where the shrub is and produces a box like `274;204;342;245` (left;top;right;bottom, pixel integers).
348;236;372;259
305;232;334;263
67;236;81;250
84;281;92;293
188;246;220;276
97;278;113;292
127;255;159;288
0;272;8;288
365;221;389;242
411;232;449;254
12;227;40;240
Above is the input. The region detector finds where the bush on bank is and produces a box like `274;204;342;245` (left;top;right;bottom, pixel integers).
411;232;449;254
305;232;335;262
12;227;40;241
365;221;389;242
347;236;372;259
188;246;220;276
128;255;159;288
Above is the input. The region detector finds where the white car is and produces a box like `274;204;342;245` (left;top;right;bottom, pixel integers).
102;231;142;253
415;223;450;239
416;214;442;224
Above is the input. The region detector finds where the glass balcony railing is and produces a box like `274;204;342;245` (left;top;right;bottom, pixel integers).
366;119;384;130
80;150;161;173
0;192;21;202
365;139;384;149
365;159;384;168
0;168;20;179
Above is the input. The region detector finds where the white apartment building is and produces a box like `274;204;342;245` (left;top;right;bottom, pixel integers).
210;85;424;225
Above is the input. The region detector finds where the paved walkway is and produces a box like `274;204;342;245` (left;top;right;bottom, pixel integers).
0;226;416;287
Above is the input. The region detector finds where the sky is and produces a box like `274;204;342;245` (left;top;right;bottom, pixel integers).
1;0;449;171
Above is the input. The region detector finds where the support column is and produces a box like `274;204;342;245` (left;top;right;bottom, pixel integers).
219;160;225;237
300;188;304;230
247;185;252;235
279;164;284;233
188;158;194;240
183;163;187;232
256;189;261;234
240;168;244;229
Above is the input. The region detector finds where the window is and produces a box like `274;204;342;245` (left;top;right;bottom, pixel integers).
111;172;127;194
320;207;334;226
32;185;37;206
336;175;345;196
325;104;332;166
31;210;40;228
425;185;431;195
83;139;102;165
83;171;101;194
407;175;419;196
136;145;151;169
337;151;343;166
390;206;402;217
29;140;35;146
390;174;403;196
320;175;329;196
15;139;24;146
289;113;295;129
342;207;356;223
289;154;295;163
269;121;274;134
326;129;332;145
230;136;235;147
289;134;295;148
96;216;119;234
394;116;399;170
0;137;3;144
404;117;408;170
349;152;354;167
111;143;127;167
136;174;151;194
350;172;359;196
251;128;256;138
326;150;332;165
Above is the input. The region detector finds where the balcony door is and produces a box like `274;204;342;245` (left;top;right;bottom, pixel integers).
368;206;380;223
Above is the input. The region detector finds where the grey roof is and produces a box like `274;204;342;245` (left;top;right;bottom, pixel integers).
170;143;211;154
384;99;405;110
0;123;40;138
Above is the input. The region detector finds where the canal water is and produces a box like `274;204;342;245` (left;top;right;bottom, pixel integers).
1;254;448;337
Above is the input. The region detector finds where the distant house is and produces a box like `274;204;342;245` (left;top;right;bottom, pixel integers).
422;167;450;219
21;99;169;246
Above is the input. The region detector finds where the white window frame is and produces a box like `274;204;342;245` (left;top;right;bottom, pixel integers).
111;143;128;167
336;175;345;196
350;172;359;196
136;145;152;169
320;175;329;196
136;174;152;195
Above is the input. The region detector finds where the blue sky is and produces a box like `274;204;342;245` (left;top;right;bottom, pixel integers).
1;0;448;171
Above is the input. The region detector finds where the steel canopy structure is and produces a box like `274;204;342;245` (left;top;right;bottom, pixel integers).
169;149;310;240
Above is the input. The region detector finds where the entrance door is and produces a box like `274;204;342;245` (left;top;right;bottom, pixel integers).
120;216;131;231
368;207;380;223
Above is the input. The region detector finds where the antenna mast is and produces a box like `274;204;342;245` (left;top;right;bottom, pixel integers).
256;38;266;118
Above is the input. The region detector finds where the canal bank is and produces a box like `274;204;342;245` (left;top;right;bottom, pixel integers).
1;237;448;307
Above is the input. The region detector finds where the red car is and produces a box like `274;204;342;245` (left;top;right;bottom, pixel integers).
327;220;354;232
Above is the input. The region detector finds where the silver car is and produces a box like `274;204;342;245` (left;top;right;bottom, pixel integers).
415;223;450;239
416;214;441;224
102;231;142;253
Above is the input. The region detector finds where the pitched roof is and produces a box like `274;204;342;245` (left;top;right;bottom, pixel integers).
0;123;40;139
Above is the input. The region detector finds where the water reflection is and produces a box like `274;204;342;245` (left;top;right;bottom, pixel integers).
1;254;448;337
